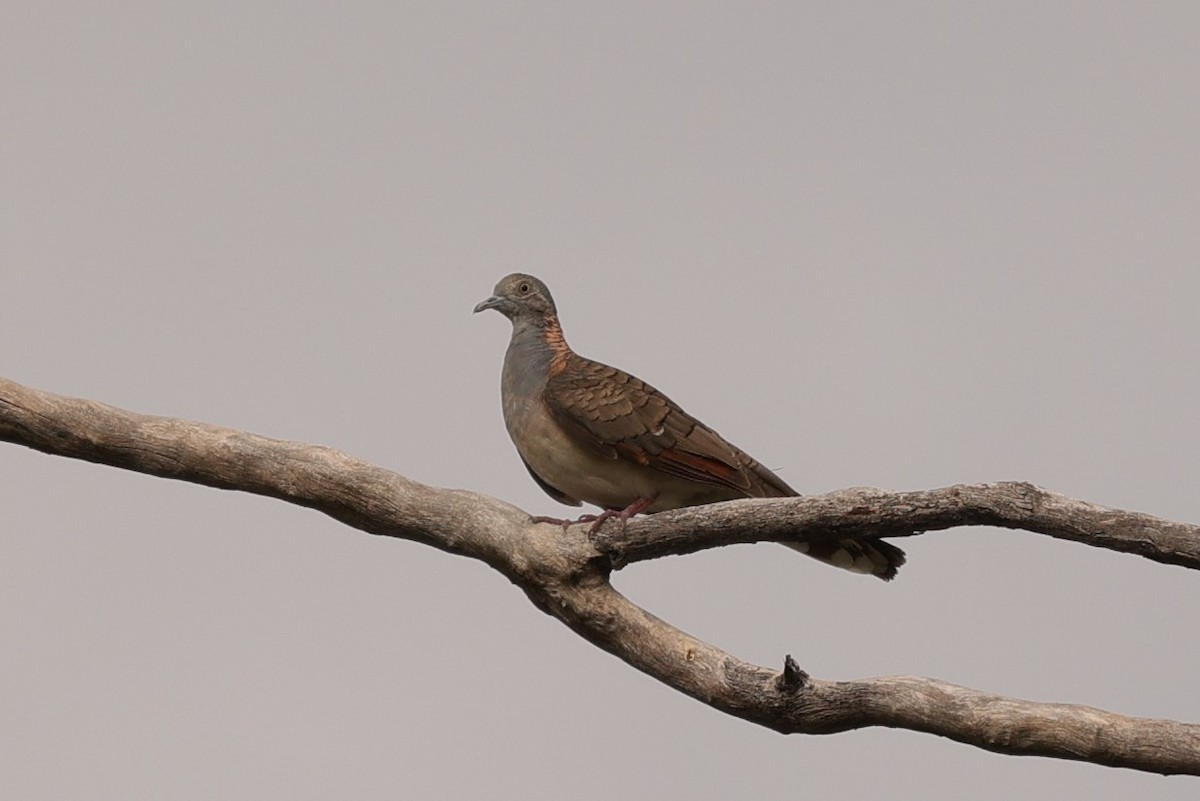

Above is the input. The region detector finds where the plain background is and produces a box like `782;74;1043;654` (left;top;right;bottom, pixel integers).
2;3;1198;798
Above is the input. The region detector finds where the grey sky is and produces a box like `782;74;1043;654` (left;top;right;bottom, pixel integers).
2;3;1198;798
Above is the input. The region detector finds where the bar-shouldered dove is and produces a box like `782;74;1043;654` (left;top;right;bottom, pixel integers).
474;273;905;580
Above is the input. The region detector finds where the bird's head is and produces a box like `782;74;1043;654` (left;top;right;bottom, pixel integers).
473;273;558;321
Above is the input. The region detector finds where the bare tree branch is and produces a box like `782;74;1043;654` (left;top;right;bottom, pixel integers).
2;376;1198;775
598;484;1200;571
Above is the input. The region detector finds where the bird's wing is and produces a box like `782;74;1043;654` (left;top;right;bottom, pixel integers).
543;353;794;497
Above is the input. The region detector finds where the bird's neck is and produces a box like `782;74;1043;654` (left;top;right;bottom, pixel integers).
505;314;571;387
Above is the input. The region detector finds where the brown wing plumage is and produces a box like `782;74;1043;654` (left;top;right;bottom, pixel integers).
544;353;794;500
543;352;906;581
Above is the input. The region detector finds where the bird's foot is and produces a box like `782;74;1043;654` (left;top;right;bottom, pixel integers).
585;496;656;534
531;514;586;532
531;496;656;534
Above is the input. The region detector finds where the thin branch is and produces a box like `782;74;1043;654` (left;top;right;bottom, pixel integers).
548;578;1200;774
595;485;1200;571
2;376;1198;775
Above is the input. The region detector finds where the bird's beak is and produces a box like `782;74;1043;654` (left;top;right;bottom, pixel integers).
473;295;504;314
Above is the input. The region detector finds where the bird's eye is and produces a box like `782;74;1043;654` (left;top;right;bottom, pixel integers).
518;282;530;294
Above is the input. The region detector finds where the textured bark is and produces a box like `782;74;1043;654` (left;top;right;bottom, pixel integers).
2;375;1198;775
595;484;1200;571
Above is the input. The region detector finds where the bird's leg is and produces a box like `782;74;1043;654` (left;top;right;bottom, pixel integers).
585;495;656;534
532;496;656;533
531;511;615;532
531;513;589;532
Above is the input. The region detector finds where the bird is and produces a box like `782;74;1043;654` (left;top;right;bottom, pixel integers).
474;273;905;580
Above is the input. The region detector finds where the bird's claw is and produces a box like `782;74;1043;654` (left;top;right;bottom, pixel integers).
531;496;657;535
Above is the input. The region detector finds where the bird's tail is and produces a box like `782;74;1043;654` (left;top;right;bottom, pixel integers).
786;537;906;581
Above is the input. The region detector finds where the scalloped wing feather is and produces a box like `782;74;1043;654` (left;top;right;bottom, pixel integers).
544;354;788;498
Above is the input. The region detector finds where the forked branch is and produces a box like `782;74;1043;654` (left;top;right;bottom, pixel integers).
1;376;1197;775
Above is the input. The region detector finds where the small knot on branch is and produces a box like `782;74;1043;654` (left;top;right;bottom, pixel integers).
776;654;808;693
